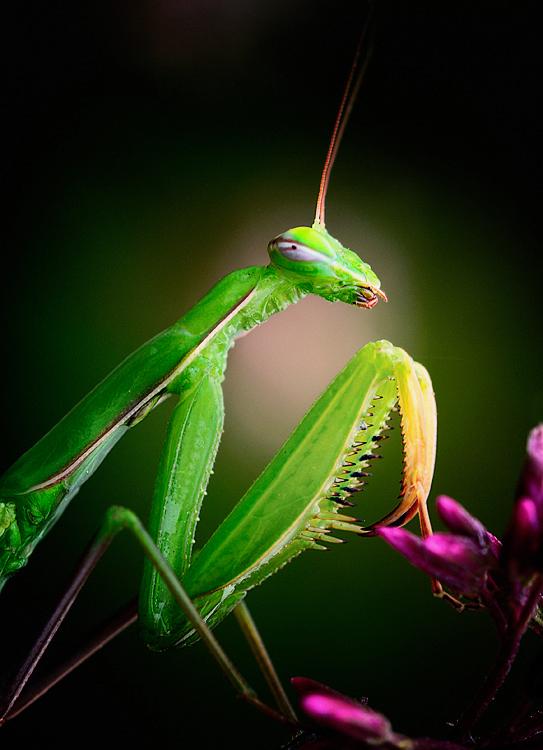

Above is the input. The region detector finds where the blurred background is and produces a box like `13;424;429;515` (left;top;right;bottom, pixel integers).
2;0;542;745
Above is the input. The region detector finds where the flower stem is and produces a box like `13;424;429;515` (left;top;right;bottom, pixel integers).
457;574;543;739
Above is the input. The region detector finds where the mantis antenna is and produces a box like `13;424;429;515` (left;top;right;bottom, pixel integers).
313;7;376;228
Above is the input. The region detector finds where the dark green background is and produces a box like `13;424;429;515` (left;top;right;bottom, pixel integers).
2;1;542;745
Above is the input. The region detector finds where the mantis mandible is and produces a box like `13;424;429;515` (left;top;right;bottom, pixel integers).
0;21;437;725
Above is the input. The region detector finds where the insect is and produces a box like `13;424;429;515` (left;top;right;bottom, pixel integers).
0;17;437;727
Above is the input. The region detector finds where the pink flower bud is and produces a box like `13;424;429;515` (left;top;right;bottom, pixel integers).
517;425;543;507
378;527;490;597
292;677;395;745
436;495;489;546
503;497;541;577
504;426;543;578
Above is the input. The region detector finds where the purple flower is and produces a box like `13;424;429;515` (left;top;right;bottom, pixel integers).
377;496;498;600
377;426;543;634
437;496;503;561
435;496;491;547
503;497;541;578
517;425;543;506
291;677;467;749
504;425;543;577
285;428;543;750
292;677;402;747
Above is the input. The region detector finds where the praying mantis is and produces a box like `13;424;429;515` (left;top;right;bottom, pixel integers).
0;17;437;728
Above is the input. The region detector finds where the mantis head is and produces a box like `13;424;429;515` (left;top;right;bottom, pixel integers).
267;14;386;310
268;223;387;309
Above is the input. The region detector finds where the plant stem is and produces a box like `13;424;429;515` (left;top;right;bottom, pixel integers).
458;575;543;739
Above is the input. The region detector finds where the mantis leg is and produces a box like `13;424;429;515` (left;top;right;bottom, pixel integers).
0;506;288;726
233;601;298;722
2;375;296;724
1;599;138;723
171;340;438;645
139;373;225;647
138;374;296;716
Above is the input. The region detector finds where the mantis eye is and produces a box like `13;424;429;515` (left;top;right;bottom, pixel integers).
275;240;325;263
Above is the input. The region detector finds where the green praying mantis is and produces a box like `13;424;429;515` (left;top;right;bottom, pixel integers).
0;24;438;726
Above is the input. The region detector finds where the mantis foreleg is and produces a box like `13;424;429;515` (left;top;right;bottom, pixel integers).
139;340;437;651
